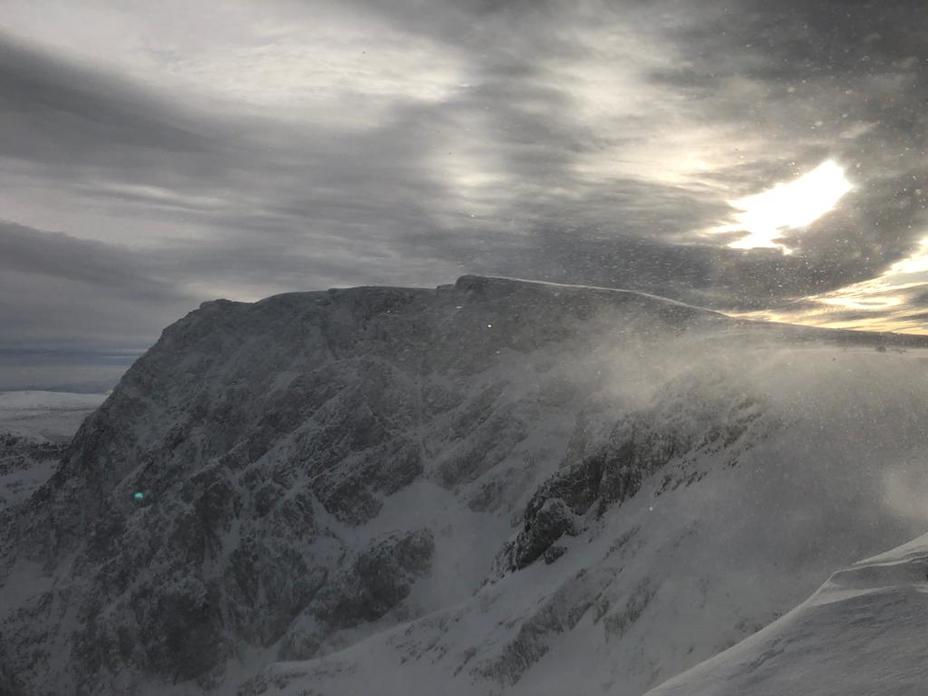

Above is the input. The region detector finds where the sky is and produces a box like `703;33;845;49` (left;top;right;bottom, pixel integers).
1;0;927;389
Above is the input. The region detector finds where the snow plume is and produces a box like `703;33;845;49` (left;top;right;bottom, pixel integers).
601;328;928;529
882;465;928;525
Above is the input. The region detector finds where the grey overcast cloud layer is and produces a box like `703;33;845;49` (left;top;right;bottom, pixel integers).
1;0;928;387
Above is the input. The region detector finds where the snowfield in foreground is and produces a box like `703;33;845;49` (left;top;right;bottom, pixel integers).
647;534;928;696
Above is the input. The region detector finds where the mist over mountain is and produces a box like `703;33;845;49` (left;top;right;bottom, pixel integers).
2;276;928;695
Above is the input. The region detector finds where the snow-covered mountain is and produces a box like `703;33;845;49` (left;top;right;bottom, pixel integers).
646;533;928;696
2;275;928;696
0;391;106;512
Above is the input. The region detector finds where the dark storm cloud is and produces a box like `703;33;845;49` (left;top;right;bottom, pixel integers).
0;11;730;308
0;221;182;300
0;221;195;349
2;0;928;378
0;33;218;171
0;30;462;293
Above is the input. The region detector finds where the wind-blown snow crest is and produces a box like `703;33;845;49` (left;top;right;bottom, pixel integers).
646;534;928;696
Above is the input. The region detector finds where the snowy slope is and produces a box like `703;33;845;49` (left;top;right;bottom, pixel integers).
2;276;928;696
645;534;928;696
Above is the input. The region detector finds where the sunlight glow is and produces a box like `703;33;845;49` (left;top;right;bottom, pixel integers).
713;160;854;253
887;237;928;276
729;234;928;335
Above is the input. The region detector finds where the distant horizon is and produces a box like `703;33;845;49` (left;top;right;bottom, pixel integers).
0;346;140;393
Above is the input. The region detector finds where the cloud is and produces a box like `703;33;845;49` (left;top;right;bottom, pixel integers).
1;0;928;390
0;221;195;348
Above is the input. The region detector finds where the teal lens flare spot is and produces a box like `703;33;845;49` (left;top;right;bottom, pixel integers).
133;491;145;501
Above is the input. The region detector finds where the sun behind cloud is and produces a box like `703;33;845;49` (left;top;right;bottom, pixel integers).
710;160;854;253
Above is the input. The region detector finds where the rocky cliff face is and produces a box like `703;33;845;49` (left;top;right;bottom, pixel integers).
2;276;928;696
0;434;67;512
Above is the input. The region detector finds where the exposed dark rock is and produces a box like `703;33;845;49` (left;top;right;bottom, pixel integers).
314;529;435;630
507;497;580;570
478;568;613;686
543;544;567;564
500;377;778;571
0;434;67;511
603;578;657;641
